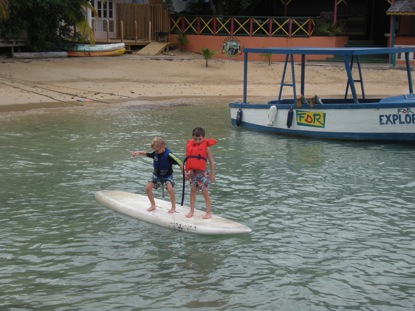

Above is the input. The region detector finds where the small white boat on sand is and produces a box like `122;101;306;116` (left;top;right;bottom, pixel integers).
67;43;126;57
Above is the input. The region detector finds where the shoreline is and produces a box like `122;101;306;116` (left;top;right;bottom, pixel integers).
0;52;411;114
0;94;245;113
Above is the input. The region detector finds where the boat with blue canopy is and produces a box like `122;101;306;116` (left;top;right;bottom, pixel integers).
229;47;415;143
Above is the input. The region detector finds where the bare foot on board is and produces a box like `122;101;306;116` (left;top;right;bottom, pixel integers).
147;206;156;212
203;213;211;219
186;211;194;218
168;207;176;214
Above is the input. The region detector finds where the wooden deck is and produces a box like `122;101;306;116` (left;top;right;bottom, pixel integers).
95;39;175;55
0;38;28;53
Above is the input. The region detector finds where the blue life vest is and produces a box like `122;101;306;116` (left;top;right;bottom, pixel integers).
153;148;172;177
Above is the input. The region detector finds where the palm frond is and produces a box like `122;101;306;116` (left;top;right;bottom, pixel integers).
0;0;8;21
76;19;95;44
70;0;99;44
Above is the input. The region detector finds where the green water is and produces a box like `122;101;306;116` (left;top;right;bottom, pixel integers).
1;101;415;310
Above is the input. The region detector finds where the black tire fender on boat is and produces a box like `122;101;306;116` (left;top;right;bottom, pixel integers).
286;108;294;128
236;108;243;126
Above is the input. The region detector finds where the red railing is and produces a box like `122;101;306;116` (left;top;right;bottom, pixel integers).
170;15;316;37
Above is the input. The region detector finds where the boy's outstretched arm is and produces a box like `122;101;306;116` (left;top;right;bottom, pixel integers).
131;151;146;157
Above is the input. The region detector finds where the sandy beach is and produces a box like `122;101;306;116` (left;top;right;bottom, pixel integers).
0;51;412;113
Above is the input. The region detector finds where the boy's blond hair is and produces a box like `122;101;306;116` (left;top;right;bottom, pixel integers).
151;137;166;150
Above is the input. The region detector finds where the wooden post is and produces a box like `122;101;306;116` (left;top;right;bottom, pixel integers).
197;17;200;35
121;20;124;42
391;15;396;66
106;20;110;42
307;19;312;36
333;0;337;26
149;21;152;42
249;18;253;36
213;17;217;35
134;21;138;42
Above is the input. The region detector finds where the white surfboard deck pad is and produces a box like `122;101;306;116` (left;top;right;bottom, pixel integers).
95;191;252;235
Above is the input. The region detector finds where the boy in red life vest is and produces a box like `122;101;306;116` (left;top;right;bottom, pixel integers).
185;127;216;219
131;137;183;214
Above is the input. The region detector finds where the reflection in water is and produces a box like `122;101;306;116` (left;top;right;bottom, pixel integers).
1;102;415;310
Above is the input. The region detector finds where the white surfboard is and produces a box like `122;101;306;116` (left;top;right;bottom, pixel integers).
95;191;252;235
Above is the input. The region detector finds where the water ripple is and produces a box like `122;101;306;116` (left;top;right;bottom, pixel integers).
1;105;415;310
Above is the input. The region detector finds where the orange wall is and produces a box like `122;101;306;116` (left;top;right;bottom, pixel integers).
394;37;415;45
169;35;349;62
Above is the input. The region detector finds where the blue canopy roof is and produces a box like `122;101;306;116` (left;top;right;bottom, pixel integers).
242;46;415;56
240;47;414;104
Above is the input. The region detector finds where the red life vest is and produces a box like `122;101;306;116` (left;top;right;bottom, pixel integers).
185;138;217;172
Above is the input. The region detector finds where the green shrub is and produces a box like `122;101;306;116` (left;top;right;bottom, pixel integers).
177;32;189;51
201;48;217;67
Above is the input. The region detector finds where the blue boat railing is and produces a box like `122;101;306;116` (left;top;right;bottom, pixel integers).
241;47;414;105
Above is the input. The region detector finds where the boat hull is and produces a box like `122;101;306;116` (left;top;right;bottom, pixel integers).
67;48;126;57
230;95;415;143
68;43;125;52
